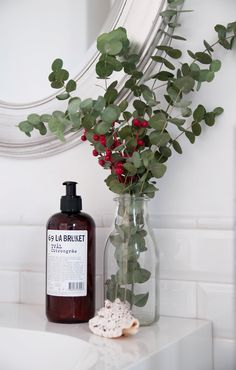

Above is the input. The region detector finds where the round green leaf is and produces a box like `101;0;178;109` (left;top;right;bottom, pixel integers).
51;58;63;72
149;132;170;146
205;112;215;126
101;106;120;123
149;115;166;130
195;52;212;64
80;98;93;112
56;92;70;101
95;121;111;135
66;79;77;93
192;122;202;136
193;104;206;122
210;60;221;72
213;107;224;116
51;81;64;89
96;60;113;78
149;161;167;178
68;97;81;114
18;121;34;135
27;114;40;125
174;76;195;93
134;292;149;307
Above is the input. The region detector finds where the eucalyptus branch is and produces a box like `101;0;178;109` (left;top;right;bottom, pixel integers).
17;3;235;199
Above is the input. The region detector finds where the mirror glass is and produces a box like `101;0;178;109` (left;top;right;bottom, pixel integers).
0;0;113;104
0;0;166;157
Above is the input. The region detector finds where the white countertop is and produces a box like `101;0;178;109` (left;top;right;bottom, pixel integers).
0;303;212;370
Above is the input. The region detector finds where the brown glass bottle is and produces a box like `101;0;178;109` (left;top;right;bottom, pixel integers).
46;181;95;323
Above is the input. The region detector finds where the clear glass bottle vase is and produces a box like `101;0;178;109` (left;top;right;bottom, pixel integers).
104;194;159;326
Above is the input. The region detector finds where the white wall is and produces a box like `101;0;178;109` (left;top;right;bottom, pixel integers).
0;1;235;370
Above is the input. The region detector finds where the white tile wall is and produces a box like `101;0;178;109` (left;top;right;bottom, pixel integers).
156;229;234;283
0;226;45;272
160;280;197;318
20;271;45;305
197;283;234;339
213;339;236;370
0;271;19;302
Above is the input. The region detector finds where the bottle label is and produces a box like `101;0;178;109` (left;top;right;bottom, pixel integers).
47;230;88;297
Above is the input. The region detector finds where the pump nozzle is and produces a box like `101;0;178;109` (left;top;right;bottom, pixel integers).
63;181;77;196
61;181;82;212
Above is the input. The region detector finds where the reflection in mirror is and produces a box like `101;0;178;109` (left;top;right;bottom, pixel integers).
0;0;113;103
0;0;166;157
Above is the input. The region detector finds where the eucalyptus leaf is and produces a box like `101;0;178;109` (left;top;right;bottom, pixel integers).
27;114;40;125
149;115;166;130
193;104;206;122
213;107;224;116
174;76;195;93
18;121;34;136
210;60;221;72
66;79;76;93
133;268;151;283
149;161;167;178
149;132;171;146
134;292;149;307
172;140;182;154
102;106;120;123
68;97;81;114
192;122;202;136
51;58;63;72
205;112;215;126
195;52;212;64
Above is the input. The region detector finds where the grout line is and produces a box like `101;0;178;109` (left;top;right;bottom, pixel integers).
159;277;234;285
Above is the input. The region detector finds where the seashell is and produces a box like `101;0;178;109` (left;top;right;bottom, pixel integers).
89;298;139;339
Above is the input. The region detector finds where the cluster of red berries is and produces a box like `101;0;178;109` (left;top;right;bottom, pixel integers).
132;119;149;128
80;118;149;179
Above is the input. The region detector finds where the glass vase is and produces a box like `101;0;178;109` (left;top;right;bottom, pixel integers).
104;194;159;326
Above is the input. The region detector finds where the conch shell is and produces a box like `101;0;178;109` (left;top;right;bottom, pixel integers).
89;299;139;339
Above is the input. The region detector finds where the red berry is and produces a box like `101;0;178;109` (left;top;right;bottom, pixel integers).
100;135;106;143
133;119;141;127
105;149;112;156
104;155;111;161
115;167;124;175
141;120;149;128
92;149;99;156
93;134;100;141
98;158;105;166
81;135;87;141
137;139;145;146
116;162;123;168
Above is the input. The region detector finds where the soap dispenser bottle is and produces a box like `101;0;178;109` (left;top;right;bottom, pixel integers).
46;181;95;323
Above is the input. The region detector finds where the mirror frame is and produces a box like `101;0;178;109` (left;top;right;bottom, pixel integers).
0;0;167;158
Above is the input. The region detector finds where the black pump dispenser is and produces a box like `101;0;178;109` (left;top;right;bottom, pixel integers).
60;181;82;212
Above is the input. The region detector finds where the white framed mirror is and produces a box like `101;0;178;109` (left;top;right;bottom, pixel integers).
0;0;167;158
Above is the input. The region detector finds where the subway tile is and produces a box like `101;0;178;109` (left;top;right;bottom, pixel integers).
0;225;45;271
19;271;103;309
197;217;234;230
160;279;197;318
197;283;234;339
20;271;45;305
0;271;19;302
213;338;236;370
150;214;198;229
155;229;234;283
